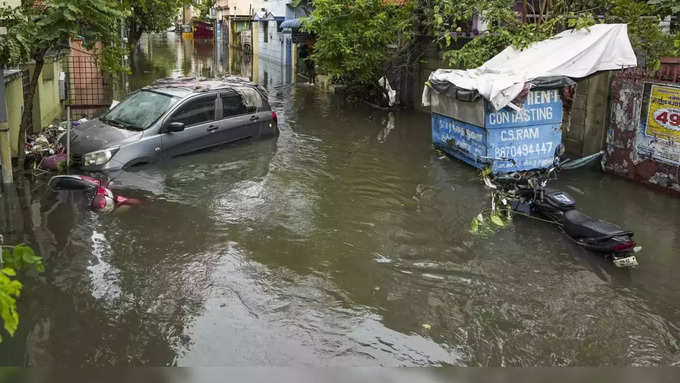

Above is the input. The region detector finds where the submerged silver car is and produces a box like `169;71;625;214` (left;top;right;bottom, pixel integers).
68;77;278;171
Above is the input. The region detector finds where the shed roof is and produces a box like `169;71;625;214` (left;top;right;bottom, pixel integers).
280;18;302;29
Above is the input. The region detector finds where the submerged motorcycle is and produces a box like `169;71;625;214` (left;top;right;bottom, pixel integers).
484;148;641;268
48;175;140;213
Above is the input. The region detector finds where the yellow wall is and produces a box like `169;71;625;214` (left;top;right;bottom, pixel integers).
35;57;64;131
2;55;65;157
4;75;24;157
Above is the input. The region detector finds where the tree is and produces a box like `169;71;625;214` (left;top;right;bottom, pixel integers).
430;0;675;70
124;0;193;49
0;0;126;168
196;0;216;21
0;6;34;68
290;0;315;15
0;240;44;343
302;0;414;88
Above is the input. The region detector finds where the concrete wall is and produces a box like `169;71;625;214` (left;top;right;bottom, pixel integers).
254;0;288;17
602;71;680;194
255;19;284;63
34;56;64;131
3;72;24;157
1;54;66;158
2;54;65;158
256;44;296;87
230;0;256;16
414;41;447;113
563;71;613;157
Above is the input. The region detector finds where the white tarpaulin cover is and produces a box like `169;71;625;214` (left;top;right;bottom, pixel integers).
423;24;637;110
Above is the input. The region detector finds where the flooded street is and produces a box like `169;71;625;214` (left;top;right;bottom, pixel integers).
1;33;680;366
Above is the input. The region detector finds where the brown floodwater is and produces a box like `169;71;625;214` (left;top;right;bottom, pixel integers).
1;33;679;366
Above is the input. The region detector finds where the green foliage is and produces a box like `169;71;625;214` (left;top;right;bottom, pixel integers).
0;5;35;67
302;0;414;86
34;0;125;59
442;33;511;71
0;243;44;342
195;0;215;21
432;0;595;68
124;0;193;46
1;244;45;273
290;0;314;14
605;0;674;71
1;0;127;72
431;0;675;70
648;0;680;18
0;268;21;341
470;212;507;235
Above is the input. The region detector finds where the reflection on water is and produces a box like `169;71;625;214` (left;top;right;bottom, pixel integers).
124;32;295;94
1;32;680;367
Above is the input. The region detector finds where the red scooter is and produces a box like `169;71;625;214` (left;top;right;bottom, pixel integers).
48;175;140;213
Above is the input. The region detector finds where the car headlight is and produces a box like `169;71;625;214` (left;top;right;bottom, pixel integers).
83;147;119;166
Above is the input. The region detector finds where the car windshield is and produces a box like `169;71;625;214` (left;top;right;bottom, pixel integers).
101;90;179;131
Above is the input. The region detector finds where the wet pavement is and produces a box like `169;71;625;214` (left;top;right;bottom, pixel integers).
1;33;680;366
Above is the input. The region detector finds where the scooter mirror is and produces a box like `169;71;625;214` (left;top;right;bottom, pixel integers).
48;175;98;191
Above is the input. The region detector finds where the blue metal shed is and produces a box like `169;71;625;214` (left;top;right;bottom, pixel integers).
430;88;564;173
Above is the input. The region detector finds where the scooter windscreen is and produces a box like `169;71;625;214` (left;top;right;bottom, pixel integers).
48;175;100;191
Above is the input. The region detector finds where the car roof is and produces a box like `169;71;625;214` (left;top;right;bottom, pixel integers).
143;76;264;98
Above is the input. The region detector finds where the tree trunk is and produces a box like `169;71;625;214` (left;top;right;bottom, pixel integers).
17;50;46;170
127;29;144;51
127;17;144;51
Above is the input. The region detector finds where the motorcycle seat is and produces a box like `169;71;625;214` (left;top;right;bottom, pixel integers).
562;209;628;239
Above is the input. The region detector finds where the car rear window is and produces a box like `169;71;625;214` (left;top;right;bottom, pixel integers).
221;90;247;117
234;87;263;113
169;95;216;127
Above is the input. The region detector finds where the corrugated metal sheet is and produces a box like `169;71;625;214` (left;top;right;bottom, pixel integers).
280;18;302;29
430;92;484;127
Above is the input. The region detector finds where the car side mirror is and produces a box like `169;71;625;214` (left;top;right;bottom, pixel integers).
166;122;185;132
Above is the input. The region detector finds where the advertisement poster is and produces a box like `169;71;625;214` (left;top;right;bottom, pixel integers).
646;84;680;139
638;84;680;166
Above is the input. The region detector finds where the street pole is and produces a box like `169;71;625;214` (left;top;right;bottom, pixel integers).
214;15;218;77
0;25;14;184
120;0;128;97
120;3;124;99
66;106;71;172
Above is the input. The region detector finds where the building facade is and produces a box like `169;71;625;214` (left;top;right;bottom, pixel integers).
249;1;308;85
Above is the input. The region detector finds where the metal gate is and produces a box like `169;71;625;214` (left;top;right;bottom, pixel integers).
64;54;113;119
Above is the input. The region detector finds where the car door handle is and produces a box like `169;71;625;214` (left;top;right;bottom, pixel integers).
249;115;259;121
207;125;218;133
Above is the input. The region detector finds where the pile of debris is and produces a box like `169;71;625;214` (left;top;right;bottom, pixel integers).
25;119;86;172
